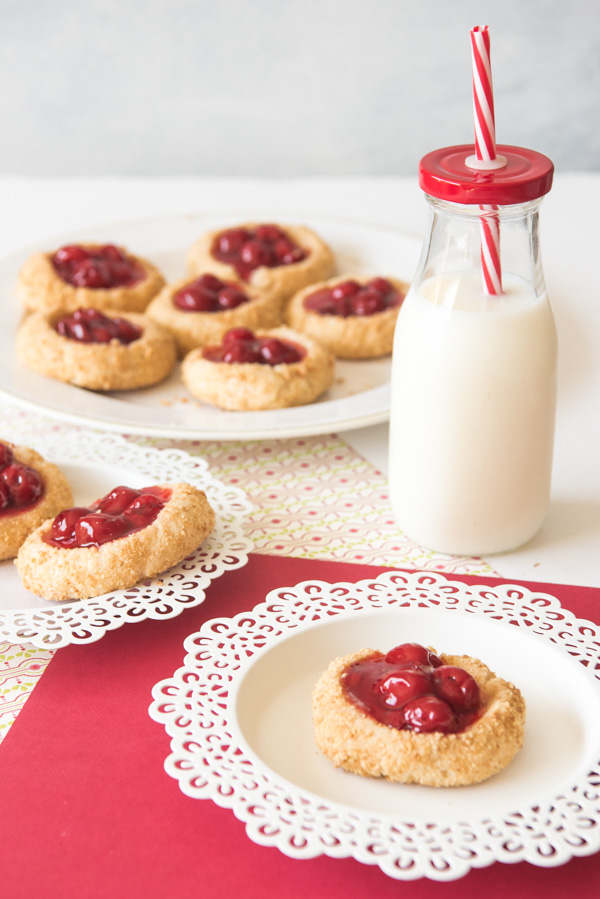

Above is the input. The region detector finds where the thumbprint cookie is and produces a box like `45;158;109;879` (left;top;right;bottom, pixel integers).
181;326;335;411
287;275;408;358
15;482;215;601
146;272;284;357
17;243;165;315
186;223;335;300
0;440;73;560
312;641;525;787
16;307;177;391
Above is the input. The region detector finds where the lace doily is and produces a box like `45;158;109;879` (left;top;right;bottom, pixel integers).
0;428;252;647
150;570;600;881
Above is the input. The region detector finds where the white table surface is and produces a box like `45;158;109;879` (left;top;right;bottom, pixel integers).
0;174;598;588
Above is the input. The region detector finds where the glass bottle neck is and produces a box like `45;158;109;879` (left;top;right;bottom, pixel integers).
412;195;547;304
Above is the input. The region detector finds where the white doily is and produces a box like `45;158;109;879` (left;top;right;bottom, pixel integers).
0;427;253;647
150;570;600;882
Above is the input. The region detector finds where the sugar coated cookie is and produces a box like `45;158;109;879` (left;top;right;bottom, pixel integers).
187;223;335;299
17;243;165;314
0;441;73;561
181;326;334;411
312;642;526;787
16;482;215;601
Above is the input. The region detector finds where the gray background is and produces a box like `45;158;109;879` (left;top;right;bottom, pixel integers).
1;0;598;177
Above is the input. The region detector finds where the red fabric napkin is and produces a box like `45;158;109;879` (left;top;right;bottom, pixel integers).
1;554;599;898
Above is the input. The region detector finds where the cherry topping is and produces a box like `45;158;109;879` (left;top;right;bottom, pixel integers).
74;513;130;547
43;485;172;549
304;278;404;318
203;328;306;366
385;643;442;668
211;224;307;281
0;443;44;517
341;642;481;735
173;274;250;313
55;308;142;344
52;244;145;289
432;665;480;712
0;461;44;509
402;695;456;733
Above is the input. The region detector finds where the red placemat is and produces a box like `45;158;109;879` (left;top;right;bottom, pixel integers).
1;554;599;898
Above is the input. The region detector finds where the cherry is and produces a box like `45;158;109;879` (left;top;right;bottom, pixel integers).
223;327;255;345
217;286;248;309
432;665;480;712
332;280;361;300
254;224;283;243
51;507;91;542
402;695;456;734
52;244;144;289
99;244;124;262
222;342;261;364
259;338;300;365
351;289;386;316
54;244;89;265
304;278;404;318
384;643;443;668
1;463;44;506
173;276;250;313
96;485;140;516
124;492;164;528
216;228;251;256
174;284;217;312
377;668;433;708
198;273;225;292
211;224;307;280
368;276;393;294
203;329;305;366
55;309;142;345
74;513;130;547
0;442;14;470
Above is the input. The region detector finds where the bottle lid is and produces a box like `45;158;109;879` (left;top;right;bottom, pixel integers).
419;144;554;205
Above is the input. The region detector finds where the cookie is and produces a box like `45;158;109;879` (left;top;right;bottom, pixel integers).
17;242;165;315
312;642;526;787
186;223;335;300
146;272;284;357
15;482;215;601
0;441;73;561
16;307;177;391
287;275;408;358
181;326;335;411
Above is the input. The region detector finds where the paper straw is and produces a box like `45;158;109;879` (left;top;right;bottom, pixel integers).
470;25;502;294
470;25;497;163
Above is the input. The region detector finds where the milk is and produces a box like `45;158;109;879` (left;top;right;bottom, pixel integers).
389;271;558;555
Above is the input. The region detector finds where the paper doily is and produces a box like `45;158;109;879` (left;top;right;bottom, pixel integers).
150;570;600;881
0;428;252;647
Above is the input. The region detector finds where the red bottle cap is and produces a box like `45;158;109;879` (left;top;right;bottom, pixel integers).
419;144;554;205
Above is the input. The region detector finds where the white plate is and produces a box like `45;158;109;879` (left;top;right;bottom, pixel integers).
150;570;600;881
0;428;253;647
0;212;421;440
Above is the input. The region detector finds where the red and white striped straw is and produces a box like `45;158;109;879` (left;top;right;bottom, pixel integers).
470;25;497;163
470;25;503;294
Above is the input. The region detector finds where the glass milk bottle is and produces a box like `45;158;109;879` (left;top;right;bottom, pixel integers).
389;144;557;556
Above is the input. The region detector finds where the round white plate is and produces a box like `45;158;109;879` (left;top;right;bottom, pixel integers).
0;212;421;440
150;570;600;881
0;428;253;647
